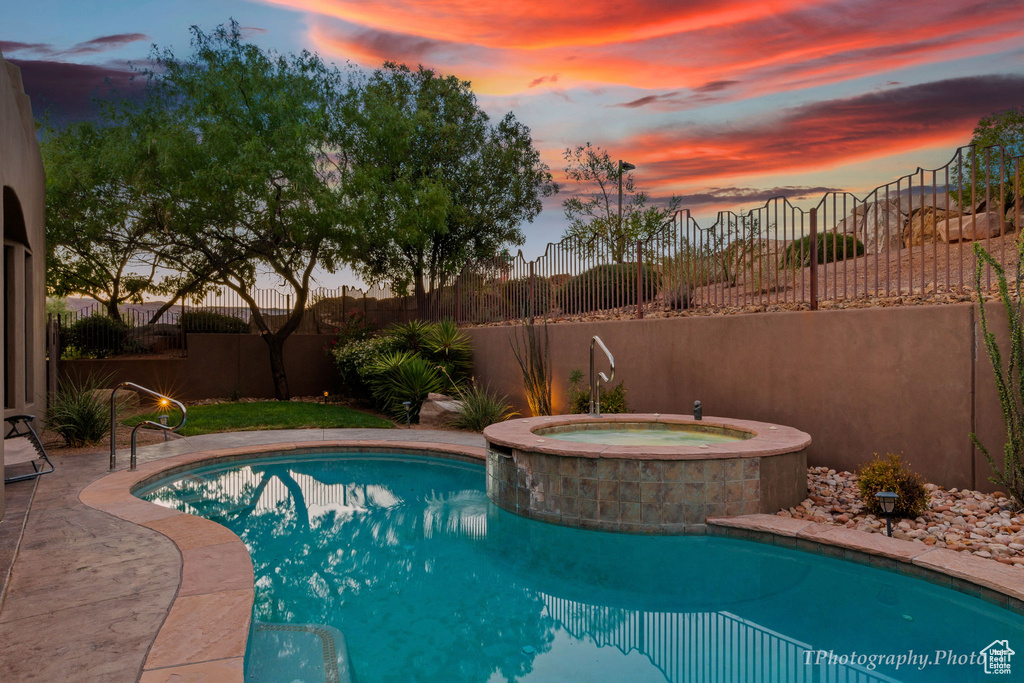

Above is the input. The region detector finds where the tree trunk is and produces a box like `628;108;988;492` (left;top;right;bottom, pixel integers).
263;333;290;400
105;299;122;321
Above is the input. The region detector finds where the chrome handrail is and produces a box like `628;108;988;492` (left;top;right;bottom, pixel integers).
110;382;187;470
589;336;615;416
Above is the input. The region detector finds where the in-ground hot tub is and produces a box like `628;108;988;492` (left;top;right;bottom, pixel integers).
483;413;811;533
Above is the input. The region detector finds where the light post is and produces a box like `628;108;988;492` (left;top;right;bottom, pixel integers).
402;401;412;428
617;159;636;260
875;491;899;537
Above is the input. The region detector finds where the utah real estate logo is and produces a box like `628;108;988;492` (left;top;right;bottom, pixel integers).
981;640;1014;675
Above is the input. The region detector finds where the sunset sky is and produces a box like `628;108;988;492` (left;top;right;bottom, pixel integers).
3;0;1024;284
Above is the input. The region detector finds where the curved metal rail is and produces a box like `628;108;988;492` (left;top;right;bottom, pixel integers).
589;336;615;416
110;382;187;470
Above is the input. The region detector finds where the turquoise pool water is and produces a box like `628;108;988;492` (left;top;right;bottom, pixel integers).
138;453;1024;683
544;427;744;447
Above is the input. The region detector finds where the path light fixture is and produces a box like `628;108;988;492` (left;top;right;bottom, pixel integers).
875;491;899;537
402;401;412;428
323;391;329;406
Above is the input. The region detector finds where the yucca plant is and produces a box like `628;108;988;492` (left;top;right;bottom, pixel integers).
424;319;473;389
385;320;437;354
46;374;112;446
451;383;518;432
367;350;444;421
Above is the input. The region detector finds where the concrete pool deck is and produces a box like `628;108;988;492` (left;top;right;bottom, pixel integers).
3;427;1024;681
0;428;484;682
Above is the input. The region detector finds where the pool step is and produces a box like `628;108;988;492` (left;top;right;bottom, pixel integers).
247;622;356;683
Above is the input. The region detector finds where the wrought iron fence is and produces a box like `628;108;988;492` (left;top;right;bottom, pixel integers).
56;145;1022;358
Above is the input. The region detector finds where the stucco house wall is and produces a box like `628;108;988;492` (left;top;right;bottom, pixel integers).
0;49;48;519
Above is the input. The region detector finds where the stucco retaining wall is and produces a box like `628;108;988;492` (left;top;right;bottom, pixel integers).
466;302;1009;492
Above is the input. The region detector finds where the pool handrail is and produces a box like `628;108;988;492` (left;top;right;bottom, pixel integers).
110;382;187;470
589;336;615;416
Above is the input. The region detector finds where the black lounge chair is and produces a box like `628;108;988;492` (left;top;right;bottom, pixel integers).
4;415;54;483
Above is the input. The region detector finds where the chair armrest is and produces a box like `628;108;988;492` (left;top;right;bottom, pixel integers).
5;414;36;424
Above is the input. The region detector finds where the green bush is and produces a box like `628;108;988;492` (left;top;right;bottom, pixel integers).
557;262;660;314
451;384;518;432
781;233;865;268
567;369;629;414
500;277;552;318
331;336;397;399
46;374;111;446
857;453;929;518
62;314;130;358
180;311;249;334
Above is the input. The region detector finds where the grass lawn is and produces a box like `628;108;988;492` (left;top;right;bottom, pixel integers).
124;400;393;436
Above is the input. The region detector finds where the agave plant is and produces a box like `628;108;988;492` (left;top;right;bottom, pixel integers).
384;320;437;354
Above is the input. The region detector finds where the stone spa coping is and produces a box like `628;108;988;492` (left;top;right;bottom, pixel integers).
483;413;812;459
78;441;1024;681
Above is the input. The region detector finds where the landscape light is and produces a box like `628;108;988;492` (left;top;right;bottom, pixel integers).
875;491;899;537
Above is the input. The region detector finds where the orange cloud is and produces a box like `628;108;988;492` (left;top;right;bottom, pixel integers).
279;0;1024;97
618;75;1024;187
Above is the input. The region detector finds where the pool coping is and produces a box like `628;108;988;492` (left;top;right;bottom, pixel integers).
707;514;1024;617
77;440;487;683
483;413;812;459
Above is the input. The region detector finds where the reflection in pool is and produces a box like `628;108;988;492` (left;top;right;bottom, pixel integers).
138;454;1024;683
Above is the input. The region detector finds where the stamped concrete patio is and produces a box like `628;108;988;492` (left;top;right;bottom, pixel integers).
0;428;484;683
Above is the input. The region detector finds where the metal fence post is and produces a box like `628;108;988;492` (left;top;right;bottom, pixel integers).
809;208;819;311
636;239;644;319
528;262;536;323
455;271;462;323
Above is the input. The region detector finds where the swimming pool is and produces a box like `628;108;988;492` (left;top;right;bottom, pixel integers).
138;452;1024;682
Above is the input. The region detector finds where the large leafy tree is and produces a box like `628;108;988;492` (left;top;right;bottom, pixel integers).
43;115;211;321
137;22;356;399
345;63;556;309
561;143;681;262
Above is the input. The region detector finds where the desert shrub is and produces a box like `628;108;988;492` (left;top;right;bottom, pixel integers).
331;336;397;399
367;350;444;421
500;277;552;317
557;262;660;314
180;310;249;334
46;374;111;446
567;368;629;414
857;453;929;518
423;319;473;389
510;317;552;416
781;233;865;268
451;383;518;432
62;314;130;358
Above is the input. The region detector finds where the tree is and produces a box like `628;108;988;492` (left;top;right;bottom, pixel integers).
137;22;356;399
561;143;681;262
345;63;556;310
954;106;1024;215
42;116;211;321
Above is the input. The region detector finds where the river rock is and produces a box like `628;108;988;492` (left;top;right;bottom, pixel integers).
936;211;1011;242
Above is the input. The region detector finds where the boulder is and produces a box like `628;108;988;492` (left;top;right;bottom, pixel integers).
903;207;950;247
852;200;903;254
937;211;1012;243
419;394;464;427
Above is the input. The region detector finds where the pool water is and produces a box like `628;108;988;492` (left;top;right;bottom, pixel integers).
138;453;1024;683
543;427;744;447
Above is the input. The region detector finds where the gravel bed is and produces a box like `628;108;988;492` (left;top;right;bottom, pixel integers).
780;466;1024;568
